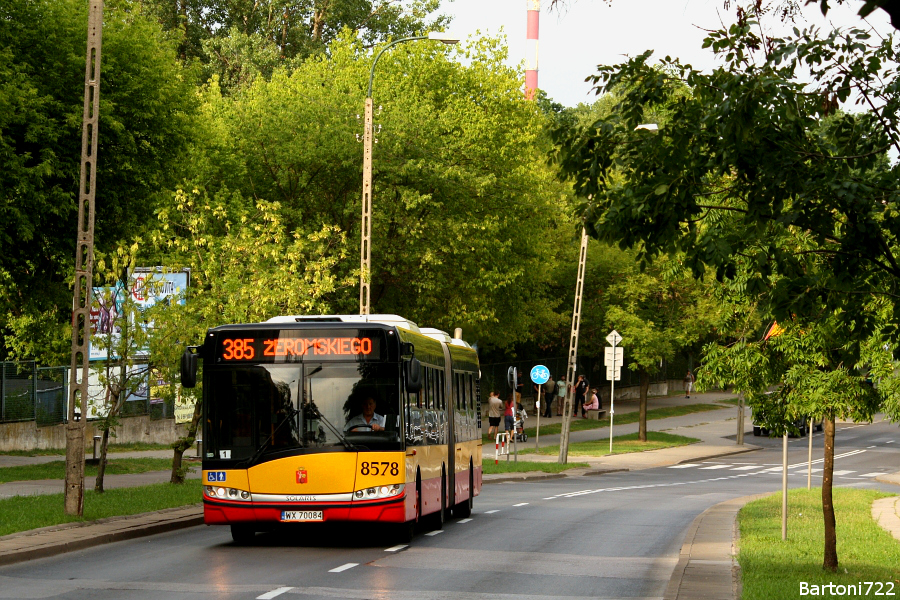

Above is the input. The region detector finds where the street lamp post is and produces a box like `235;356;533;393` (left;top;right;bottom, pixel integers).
359;32;459;315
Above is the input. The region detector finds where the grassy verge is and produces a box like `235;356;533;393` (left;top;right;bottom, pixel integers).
0;442;174;457
0;458;184;483
520;431;699;457
484;403;726;443
738;488;900;600
0;480;202;537
482;459;590;475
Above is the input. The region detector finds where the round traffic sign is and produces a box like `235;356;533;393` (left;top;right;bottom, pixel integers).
530;365;550;385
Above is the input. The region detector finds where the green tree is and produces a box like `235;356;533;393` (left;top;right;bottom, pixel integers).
140;0;448;89
552;16;900;570
604;255;723;441
0;0;199;363
185;34;566;349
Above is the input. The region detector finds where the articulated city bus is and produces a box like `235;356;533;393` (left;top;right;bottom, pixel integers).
180;314;482;543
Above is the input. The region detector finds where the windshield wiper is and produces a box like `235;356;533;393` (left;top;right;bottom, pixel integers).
241;407;299;467
309;406;362;451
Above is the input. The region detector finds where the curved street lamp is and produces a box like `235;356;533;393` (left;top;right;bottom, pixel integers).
359;32;460;315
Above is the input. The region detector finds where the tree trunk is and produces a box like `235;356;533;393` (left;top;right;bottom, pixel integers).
171;399;203;484
94;426;111;493
638;368;650;442
822;414;838;571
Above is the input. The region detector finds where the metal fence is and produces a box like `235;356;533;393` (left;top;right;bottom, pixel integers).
0;361;168;425
0;362;69;426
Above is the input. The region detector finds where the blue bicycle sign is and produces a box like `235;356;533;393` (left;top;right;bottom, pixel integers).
530;365;550;385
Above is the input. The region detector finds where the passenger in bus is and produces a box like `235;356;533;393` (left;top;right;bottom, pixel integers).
344;396;385;432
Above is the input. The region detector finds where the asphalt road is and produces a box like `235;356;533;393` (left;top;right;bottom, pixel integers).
0;421;896;600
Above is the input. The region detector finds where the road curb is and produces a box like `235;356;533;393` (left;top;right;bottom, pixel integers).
675;445;761;465
664;493;767;600
0;505;203;567
483;467;628;484
875;471;900;487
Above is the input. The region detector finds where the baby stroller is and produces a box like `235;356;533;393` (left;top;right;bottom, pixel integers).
514;403;528;442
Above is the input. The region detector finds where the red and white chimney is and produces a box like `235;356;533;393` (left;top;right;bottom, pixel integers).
525;0;539;99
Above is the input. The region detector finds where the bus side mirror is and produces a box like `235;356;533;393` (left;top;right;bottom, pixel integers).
181;348;198;388
404;358;422;393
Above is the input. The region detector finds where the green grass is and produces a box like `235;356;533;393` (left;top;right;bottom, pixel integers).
521;431;700;457
0;458;183;483
0;480;202;537
738;488;900;600
485;403;726;443
482;459;590;475
0;442;173;457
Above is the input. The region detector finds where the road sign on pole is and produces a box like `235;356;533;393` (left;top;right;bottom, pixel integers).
606;330;622;454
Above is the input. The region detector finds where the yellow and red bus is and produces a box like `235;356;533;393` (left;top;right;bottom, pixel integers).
180;314;482;543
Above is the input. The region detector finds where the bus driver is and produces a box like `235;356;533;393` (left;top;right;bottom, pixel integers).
344;396;385;432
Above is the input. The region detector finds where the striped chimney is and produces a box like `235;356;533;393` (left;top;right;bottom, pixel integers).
525;0;539;99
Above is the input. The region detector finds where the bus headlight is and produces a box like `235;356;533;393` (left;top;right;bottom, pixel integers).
353;484;404;500
206;485;252;502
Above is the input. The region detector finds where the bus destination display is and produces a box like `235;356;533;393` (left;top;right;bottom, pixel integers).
217;332;382;362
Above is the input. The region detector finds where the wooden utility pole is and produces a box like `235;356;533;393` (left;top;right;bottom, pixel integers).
65;0;103;516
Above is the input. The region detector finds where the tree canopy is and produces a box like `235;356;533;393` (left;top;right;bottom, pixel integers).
0;0;199;364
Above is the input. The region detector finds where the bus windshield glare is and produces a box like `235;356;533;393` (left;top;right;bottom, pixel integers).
205;362;402;462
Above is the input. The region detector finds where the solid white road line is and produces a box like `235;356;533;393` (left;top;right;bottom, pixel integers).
257;588;294;600
328;563;359;573
730;465;760;471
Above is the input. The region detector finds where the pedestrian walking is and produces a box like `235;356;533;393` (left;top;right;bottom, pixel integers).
684;370;694;399
555;376;566;416
542;375;555;418
487;391;503;436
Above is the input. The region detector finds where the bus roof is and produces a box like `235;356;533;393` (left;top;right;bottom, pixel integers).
265;314;421;333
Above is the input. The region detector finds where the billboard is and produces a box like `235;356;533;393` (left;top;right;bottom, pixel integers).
88;268;190;361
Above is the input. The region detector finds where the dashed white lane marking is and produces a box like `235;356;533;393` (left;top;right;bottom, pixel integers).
887;441;896;444
328;564;358;573
484;510;500;514
860;472;888;477
384;545;408;552
730;465;760;471
698;465;731;470
832;470;856;476
425;530;444;536
513;503;529;507
257;588;294;600
543;497;556;500
668;463;700;468
457;518;473;524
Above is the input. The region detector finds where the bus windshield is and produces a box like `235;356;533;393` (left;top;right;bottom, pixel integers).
205;362;402;462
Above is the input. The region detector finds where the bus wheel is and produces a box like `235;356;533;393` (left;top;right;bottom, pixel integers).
230;523;256;545
453;467;473;518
